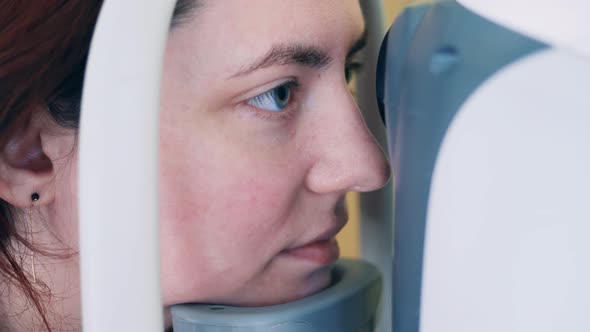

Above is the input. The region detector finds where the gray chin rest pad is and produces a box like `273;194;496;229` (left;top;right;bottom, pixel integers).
171;258;382;332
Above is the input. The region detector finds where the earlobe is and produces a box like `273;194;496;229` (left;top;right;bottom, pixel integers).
0;109;55;209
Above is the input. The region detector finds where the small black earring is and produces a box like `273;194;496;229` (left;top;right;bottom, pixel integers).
28;192;40;283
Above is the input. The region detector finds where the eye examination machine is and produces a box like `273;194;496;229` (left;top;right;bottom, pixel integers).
76;0;589;331
377;0;590;331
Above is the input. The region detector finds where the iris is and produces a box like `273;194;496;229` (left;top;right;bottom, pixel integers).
247;83;293;112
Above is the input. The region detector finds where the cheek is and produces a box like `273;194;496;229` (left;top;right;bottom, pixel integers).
161;157;298;256
218;176;297;248
158;130;306;301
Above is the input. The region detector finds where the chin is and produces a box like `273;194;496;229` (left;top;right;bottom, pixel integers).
230;264;334;307
294;265;334;300
162;267;332;329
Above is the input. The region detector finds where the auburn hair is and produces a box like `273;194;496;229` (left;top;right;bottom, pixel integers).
0;1;197;330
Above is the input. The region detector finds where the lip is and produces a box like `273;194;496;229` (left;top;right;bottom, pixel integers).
280;197;348;264
280;238;340;265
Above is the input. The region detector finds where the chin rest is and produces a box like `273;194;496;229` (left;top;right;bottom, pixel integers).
171;259;382;332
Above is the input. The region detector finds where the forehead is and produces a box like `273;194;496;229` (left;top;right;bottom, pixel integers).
170;0;364;74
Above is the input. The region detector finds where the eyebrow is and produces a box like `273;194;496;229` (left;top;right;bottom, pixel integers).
231;44;333;78
230;28;368;78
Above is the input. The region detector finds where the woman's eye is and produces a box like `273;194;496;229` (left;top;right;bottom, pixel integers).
246;81;298;112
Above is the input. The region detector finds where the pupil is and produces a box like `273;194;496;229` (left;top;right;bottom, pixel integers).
275;86;289;103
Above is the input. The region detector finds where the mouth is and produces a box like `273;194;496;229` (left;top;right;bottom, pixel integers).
280;202;347;265
279;238;340;265
279;196;348;265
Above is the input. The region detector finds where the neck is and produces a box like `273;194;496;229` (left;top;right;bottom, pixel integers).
1;236;81;331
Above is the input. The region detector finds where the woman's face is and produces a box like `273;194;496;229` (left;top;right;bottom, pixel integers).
156;0;389;309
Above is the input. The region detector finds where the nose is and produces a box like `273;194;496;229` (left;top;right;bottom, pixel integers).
304;88;391;194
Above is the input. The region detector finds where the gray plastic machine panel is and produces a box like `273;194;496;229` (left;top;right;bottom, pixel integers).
376;1;546;332
171;259;382;332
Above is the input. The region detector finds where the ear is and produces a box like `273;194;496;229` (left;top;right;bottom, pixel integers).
0;109;56;209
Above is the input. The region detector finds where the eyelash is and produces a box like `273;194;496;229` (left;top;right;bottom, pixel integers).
242;61;363;120
243;80;301;120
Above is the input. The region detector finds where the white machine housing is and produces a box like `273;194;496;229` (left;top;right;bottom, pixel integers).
422;46;590;332
379;1;590;331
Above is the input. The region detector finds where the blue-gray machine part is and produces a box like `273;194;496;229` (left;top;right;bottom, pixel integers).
376;1;547;332
171;259;382;332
